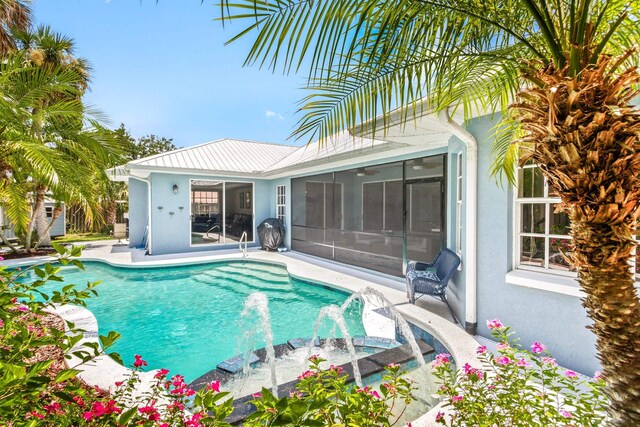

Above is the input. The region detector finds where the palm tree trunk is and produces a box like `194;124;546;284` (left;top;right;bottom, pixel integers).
571;217;640;425
0;227;18;253
34;206;62;249
514;53;640;425
34;192;49;247
24;184;45;251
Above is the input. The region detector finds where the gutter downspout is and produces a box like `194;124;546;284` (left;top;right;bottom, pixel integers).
135;176;153;256
438;108;477;335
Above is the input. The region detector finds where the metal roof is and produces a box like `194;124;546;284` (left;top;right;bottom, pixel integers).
127;138;299;174
265;131;396;172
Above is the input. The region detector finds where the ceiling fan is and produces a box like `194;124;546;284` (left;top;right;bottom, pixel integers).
355;167;379;177
411;158;439;170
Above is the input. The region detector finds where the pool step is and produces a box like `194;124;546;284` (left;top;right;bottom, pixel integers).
191;275;301;301
214;265;290;284
196;270;292;292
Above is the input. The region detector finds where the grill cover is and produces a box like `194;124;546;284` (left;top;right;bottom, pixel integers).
257;218;285;251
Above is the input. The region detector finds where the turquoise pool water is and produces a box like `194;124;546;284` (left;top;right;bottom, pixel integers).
30;261;365;381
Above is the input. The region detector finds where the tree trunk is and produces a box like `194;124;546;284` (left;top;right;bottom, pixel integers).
24;185;46;252
571;217;640;425
513;53;640;425
34;190;50;247
0;227;19;253
34;206;62;249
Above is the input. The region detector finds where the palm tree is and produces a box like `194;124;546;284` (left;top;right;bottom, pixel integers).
0;49;122;252
6;26;103;248
219;0;640;424
0;0;30;54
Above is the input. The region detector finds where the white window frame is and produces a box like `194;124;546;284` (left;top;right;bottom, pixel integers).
514;164;574;276
455;154;463;255
276;185;286;223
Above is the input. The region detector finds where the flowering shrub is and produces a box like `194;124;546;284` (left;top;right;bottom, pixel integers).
432;319;608;426
0;245;233;426
245;355;415;426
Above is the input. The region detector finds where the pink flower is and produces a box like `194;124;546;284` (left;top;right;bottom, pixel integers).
0;256;4;260
17;304;28;312
154;368;170;379
172;374;185;386
463;363;484;379
206;380;221;392
329;365;344;374
0;319;4;328
476;345;487;354
72;395;85;407
252;391;262;399
531;342;546;354
564;370;577;379
26;411;45;419
561;410;573;419
541;357;557;366
43;401;63;415
594;371;604;380
289;390;302;398
486;319;503;329
452;395;463;402
516;358;528;367
82;411;94;421
133;354;147;368
496;342;510;351
308;354;320;363
432;353;451;368
495;356;510;365
370;390;381;399
297;370;315;380
387;363;400;369
114;381;123;387
185;412;204;427
168;401;185;411
435;411;445;421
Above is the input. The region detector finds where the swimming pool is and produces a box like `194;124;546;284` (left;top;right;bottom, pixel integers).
31;261;365;381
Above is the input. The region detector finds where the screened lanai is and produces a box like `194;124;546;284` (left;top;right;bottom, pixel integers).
291;154;446;276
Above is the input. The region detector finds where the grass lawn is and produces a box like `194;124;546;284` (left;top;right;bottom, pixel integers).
53;233;112;243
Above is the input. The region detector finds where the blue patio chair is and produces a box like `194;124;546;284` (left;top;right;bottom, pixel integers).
406;248;461;324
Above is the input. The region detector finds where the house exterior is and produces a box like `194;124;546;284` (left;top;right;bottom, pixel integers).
0;202;66;240
112;108;637;376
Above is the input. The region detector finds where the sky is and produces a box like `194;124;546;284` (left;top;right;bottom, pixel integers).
32;0;307;148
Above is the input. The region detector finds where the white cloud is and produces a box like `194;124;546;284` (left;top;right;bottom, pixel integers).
265;110;284;120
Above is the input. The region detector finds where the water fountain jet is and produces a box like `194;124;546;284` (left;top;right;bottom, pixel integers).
241;292;278;395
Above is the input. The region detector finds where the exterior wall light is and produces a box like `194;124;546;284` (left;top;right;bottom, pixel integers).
172;184;179;194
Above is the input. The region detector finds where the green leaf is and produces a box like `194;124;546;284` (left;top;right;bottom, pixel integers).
55;368;80;383
28;360;54;376
99;330;121;349
118;406;138;425
34;267;45;278
0;362;27;380
109;351;123;365
51;241;65;255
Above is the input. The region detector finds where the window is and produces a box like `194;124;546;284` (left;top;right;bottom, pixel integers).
515;164;574;273
362;181;403;232
276;185;286;223
455;154;463;254
190;180;254;245
45;206;53;218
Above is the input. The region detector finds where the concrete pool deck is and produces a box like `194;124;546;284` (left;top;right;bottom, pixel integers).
2;240;482;426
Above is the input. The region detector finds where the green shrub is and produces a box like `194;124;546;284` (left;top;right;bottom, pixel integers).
432;320;608;426
246;355;415;427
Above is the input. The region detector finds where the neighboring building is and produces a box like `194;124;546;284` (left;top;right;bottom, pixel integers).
111;108;639;377
0;201;66;240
